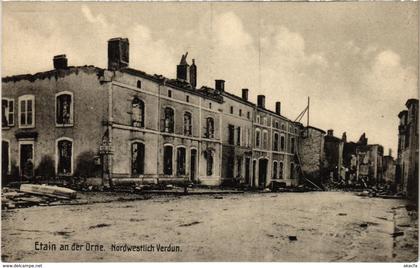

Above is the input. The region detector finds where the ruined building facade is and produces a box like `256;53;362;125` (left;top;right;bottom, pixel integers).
396;99;419;200
2;37;304;188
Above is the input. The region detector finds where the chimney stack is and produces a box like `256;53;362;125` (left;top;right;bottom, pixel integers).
108;37;129;70
190;59;197;88
327;129;334;136
215;80;225;92
242;88;249;101
53;55;68;70
275;101;281;115
257;95;265;109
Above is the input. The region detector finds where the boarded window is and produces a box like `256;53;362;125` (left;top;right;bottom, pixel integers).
132;97;145;127
177;147;186;176
57;139;72;175
56;94;72;125
131;142;145;175
163;146;173;175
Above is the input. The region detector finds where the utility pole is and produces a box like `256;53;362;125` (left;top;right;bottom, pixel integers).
307;97;310;127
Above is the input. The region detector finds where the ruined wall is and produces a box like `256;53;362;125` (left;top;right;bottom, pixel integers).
298;127;325;182
2;68;108;180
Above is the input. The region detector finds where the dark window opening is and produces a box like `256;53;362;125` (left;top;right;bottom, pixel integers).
163;146;173;175
137;80;142;88
228;124;235;145
291;137;295;154
239;109;242;116
273;162;278;179
132;97;145;127
205;117;214;138
56;94;72;125
274;133;279;151
131;142;145;175
207;152;213;176
247;111;250;119
163;107;174;133
186;95;190;103
177;147;186;176
256;130;261;147
183;112;192;136
236;127;241;145
280;136;285;151
58;140;72;175
230;106;233;114
168;90;172;98
290;163;295;179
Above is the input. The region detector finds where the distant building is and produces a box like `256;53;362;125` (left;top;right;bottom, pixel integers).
323;129;344;182
396;99;418;200
382;150;396;185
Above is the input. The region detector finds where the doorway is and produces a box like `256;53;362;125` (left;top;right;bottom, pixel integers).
258;158;268;188
20;143;34;179
245;157;251;185
190;149;197;182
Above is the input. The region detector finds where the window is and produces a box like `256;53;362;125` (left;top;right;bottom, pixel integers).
183;112;192;136
247;111;250;119
186;95;190;103
295;128;298;134
206;151;213;176
236;127;241;146
263;117;268;126
247;128;251;147
256;115;260;124
57;138;72;175
168;90;172;98
263;130;268;149
290;163;295;179
18;95;35;128
163;145;173;175
280;135;285;151
275;121;279;129
279;162;283;179
2;99;14;127
56;92;73;126
230;106;234;114
273;162;278;179
177;147;186;176
209;102;212;109
291;137;295;154
281;124;285;130
137;80;142;89
273;133;279;151
239;109;242;116
255;129;261;148
205;117;215;138
228;124;235;145
237;157;242;177
163;107;174;133
132;97;145;127
131;142;145;175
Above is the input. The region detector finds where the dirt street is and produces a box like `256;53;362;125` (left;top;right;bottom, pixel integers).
1;192;418;262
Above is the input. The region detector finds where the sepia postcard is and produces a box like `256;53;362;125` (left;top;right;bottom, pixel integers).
1;1;419;265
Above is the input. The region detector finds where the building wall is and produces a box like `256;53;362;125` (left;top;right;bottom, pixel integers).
2;68;108;181
298;127;325;183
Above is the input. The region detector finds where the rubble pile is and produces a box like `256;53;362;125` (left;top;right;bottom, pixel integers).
2;184;77;209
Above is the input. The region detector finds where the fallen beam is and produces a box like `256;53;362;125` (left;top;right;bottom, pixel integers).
20;184;77;199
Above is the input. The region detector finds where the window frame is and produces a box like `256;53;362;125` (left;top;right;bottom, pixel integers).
18;94;35;129
163;106;175;133
183;111;193;136
2;98;15;128
205;117;215;139
55;137;74;175
131;140;145;176
163;144;174;175
131;97;145;128
255;128;261;148
176;146;187;176
55;91;74;127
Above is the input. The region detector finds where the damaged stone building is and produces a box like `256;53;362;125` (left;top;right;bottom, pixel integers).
2;37;307;188
396;99;418;200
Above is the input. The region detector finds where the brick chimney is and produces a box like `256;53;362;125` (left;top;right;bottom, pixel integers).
242;88;249;101
257;95;265;108
275;101;281;115
108;37;129;71
177;52;190;82
190;59;197;88
215;80;225;92
53;55;68;70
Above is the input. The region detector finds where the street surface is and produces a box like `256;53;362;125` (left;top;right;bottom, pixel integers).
1;192;418;262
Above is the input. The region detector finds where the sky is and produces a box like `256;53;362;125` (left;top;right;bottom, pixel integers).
2;2;418;156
